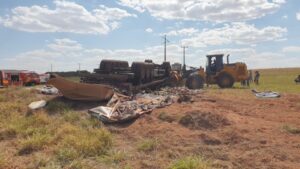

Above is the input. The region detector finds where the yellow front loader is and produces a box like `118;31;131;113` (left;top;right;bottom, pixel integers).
186;54;248;89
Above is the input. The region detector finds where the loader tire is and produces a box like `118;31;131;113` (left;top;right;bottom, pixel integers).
217;73;234;88
186;74;204;89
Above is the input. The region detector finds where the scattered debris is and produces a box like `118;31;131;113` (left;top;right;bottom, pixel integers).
179;111;230;130
89;87;203;123
47;74;114;101
156;87;203;97
28;100;47;110
89;92;174;123
37;85;59;95
252;89;280;98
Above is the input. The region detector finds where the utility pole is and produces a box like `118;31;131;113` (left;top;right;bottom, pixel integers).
163;35;169;62
78;63;81;75
181;46;188;71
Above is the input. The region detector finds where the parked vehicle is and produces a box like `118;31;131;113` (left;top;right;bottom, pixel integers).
39;73;50;84
0;70;40;87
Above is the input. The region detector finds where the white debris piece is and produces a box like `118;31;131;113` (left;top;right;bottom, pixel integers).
38;86;59;95
252;89;280;98
28;100;47;110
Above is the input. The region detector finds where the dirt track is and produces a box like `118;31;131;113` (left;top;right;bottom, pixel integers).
108;89;300;169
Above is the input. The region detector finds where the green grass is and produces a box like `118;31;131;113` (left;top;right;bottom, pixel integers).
245;68;300;93
158;112;176;123
168;156;212;169
207;68;300;93
46;101;71;114
58;126;112;158
99;150;127;165
66;76;81;82
18;132;52;155
137;138;159;152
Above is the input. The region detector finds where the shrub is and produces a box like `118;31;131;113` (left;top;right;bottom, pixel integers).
46;101;70;114
0;127;17;140
18;132;52;155
7;113;51;137
137;139;159;152
60;128;112;157
283;125;300;134
0;153;7;169
168;156;212;169
99;150;126;165
63;111;80;123
158;112;175;123
55;147;80;165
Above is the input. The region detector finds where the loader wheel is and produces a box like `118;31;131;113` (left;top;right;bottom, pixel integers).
217;73;234;88
186;75;204;89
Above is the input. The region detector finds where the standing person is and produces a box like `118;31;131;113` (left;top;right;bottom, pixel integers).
248;70;253;83
246;70;252;87
254;71;260;85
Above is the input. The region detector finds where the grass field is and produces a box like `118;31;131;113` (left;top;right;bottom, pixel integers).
228;68;300;93
248;68;300;93
0;68;299;169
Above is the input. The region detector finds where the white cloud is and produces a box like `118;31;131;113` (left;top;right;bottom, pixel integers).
0;0;135;34
0;38;183;73
282;15;288;19
145;28;153;33
180;23;287;47
119;0;285;22
273;0;286;4
282;46;300;53
297;12;300;20
163;27;198;36
207;48;298;69
1;38;297;73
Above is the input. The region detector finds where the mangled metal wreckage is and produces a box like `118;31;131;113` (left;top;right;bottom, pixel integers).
80;59;177;93
46;59;186;123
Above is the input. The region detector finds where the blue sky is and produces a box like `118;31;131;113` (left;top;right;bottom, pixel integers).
0;0;299;73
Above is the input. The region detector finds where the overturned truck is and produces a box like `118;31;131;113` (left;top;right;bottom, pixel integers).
81;59;172;92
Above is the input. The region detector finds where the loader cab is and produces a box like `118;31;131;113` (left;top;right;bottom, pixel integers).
206;54;223;75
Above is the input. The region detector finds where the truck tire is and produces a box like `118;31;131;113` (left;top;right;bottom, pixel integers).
217;73;234;88
186;74;204;89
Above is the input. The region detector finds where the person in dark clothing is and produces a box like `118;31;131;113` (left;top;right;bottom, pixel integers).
248;70;253;83
254;71;260;85
295;75;300;84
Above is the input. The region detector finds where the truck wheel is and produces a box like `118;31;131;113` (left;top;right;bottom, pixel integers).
217;73;234;88
186;75;204;89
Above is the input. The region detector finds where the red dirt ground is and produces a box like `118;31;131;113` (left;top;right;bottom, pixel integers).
109;89;300;169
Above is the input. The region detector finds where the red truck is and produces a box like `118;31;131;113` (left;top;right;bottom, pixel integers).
0;70;40;87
